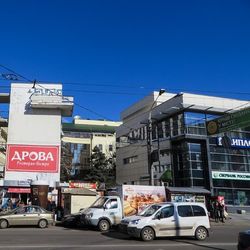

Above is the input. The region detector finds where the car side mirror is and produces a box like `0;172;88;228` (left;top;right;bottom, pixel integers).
156;213;161;220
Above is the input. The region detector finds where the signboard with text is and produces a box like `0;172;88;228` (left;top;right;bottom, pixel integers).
212;171;250;181
217;137;250;149
69;181;97;190
206;107;250;135
6;145;59;173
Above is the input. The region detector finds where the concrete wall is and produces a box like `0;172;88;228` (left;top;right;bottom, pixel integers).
71;195;97;213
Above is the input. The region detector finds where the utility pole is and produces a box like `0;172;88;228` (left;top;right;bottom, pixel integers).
147;89;165;186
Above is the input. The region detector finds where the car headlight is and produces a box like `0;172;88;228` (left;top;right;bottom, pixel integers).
130;219;140;225
85;213;93;219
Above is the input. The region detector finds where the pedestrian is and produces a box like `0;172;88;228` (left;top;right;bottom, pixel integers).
7;199;13;211
213;201;220;223
28;198;32;205
218;201;225;223
46;200;52;211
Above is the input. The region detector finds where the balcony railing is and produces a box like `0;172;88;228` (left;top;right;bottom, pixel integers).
30;95;74;117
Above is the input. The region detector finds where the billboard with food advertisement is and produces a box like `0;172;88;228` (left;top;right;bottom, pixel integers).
122;185;166;216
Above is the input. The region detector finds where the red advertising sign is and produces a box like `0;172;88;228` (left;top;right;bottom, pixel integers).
6;145;59;173
8;188;31;193
69;181;97;189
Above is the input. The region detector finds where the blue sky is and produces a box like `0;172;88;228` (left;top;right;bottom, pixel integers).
0;0;250;121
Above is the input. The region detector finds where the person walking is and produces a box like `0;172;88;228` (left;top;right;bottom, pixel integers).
218;201;225;223
213;201;220;223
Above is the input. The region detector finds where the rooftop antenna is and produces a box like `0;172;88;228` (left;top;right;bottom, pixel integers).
32;79;37;89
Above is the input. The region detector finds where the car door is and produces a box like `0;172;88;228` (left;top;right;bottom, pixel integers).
177;205;195;236
24;206;41;225
153;205;177;237
7;207;26;226
104;198;120;225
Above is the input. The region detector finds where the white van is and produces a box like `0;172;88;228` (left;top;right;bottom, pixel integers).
120;202;210;241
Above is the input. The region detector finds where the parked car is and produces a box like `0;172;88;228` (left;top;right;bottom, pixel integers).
238;229;250;250
61;212;82;227
120;202;210;241
0;205;53;229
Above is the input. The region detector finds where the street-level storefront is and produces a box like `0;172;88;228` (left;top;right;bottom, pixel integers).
209;135;250;210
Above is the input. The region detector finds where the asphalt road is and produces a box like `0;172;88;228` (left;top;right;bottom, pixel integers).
0;216;249;250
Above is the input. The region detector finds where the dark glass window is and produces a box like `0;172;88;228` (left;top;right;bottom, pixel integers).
164;119;171;138
177;205;193;217
172;115;179;136
192;205;206;216
158;122;164;139
193;179;205;186
152;124;157;140
160;206;174;218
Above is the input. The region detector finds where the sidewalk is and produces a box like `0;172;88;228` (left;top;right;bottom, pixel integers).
210;212;250;226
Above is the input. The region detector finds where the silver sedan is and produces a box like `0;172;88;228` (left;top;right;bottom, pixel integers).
0;205;53;229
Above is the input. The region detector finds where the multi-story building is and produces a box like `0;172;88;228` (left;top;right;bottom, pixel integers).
116;91;250;209
62;118;122;178
1;83;73;208
0;93;10;187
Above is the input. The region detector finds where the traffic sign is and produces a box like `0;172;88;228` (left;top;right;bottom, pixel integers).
206;106;250;135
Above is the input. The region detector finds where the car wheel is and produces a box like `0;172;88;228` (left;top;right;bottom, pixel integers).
98;219;110;232
38;219;48;229
141;227;155;241
195;226;208;241
0;219;8;229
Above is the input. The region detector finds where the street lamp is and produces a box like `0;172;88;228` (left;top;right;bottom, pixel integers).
147;89;165;186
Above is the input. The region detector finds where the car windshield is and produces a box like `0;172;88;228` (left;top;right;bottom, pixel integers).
90;197;109;208
0;208;19;215
138;204;162;217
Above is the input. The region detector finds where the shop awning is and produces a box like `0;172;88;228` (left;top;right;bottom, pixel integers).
165;187;211;195
8;188;31;193
62;187;97;196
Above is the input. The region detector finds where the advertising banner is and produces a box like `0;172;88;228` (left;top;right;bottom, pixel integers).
217;136;250;149
68;181;97;190
6;145;59;173
122;185;166;216
8;188;31;193
206;107;250;135
212;171;250;181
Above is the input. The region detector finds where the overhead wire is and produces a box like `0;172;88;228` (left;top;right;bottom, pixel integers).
0;63;250;123
1;64;250;158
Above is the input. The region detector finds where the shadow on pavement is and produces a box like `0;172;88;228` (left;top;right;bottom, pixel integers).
102;231;230;249
169;239;228;250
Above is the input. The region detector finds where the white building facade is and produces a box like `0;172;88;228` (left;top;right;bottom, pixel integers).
4;83;73;189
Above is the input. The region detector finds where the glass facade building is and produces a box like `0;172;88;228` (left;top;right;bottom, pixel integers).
154;111;250;207
118;107;250;208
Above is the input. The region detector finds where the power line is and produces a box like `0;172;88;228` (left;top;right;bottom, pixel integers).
0;64;33;83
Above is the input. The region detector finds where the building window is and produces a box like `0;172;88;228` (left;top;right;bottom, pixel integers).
123;156;138;165
184;112;206;136
164;119;171;138
158;122;164;139
109;145;113;151
152;123;157;140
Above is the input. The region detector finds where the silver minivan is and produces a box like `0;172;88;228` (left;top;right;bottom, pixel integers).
120;202;210;241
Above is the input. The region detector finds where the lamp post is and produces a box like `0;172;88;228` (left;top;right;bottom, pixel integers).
147;89;165;186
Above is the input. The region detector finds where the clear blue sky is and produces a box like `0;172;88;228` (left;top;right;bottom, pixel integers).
0;0;250;121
